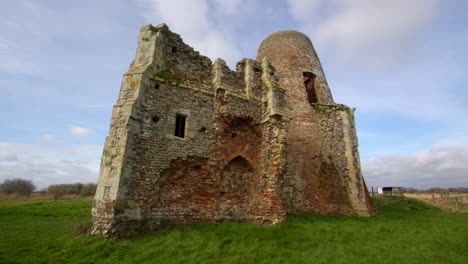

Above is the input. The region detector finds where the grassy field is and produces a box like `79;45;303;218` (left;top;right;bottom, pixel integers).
0;197;466;264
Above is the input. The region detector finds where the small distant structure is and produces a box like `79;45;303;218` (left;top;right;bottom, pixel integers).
372;187;403;196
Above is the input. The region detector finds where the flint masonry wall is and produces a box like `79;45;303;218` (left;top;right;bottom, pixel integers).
312;104;376;215
92;24;375;237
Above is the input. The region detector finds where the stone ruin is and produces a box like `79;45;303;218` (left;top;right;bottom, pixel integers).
91;24;376;237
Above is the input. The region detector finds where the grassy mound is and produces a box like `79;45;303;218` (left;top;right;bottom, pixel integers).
0;197;466;264
374;195;440;214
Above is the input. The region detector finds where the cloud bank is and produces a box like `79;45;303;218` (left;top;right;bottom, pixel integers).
288;0;439;69
0;142;101;189
363;146;468;188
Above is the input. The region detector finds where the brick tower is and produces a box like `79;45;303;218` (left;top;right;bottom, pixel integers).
258;31;375;216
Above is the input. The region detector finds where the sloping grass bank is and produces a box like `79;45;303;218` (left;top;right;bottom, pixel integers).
0;197;466;264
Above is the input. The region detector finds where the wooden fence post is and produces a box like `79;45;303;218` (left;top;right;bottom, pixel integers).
454;197;460;211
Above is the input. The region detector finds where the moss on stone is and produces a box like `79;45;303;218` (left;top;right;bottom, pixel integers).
156;70;184;85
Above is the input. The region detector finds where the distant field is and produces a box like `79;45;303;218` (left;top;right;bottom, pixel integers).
404;193;468;212
404;193;467;199
0;197;467;264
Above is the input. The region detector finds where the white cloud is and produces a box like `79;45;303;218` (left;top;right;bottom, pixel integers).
287;0;439;69
144;0;242;68
0;37;13;50
70;126;95;138
38;135;60;144
363;146;468;189
288;0;322;21
212;0;243;15
0;142;102;188
0;151;18;161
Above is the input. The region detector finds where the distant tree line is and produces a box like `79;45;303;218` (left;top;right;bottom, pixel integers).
402;187;468;194
0;178;97;197
47;183;97;196
0;178;36;195
2;178;467;197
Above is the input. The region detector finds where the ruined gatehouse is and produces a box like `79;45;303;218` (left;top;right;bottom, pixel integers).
91;24;376;236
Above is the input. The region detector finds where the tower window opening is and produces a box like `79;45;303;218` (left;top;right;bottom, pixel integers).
303;72;318;104
175;114;186;138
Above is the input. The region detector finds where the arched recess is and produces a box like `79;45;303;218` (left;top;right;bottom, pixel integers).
221;143;258;167
303;72;318;104
220;116;262;138
218;115;260;167
218;155;254;219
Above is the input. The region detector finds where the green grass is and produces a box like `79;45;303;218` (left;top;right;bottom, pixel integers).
0;197;466;264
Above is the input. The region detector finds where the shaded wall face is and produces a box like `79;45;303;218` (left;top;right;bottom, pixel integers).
129;47;263;225
134;88;285;227
124;27;287;227
131;89;261;224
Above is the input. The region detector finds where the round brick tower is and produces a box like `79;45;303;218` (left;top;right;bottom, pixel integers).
257;31;351;214
257;30;334;105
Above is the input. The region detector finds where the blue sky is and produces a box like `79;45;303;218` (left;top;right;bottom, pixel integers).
1;0;467;189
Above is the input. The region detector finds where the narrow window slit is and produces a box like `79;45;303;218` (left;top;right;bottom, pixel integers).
175;114;186;138
303;72;318;104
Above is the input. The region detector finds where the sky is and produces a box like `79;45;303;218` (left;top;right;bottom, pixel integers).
0;0;467;190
